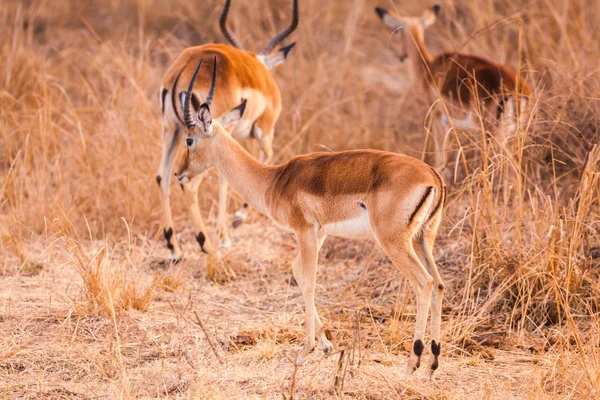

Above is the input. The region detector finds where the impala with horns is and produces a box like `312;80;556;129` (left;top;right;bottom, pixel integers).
157;0;298;261
176;58;448;378
375;5;531;173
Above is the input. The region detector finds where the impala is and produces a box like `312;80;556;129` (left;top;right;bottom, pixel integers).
157;0;298;261
175;58;448;378
375;4;531;172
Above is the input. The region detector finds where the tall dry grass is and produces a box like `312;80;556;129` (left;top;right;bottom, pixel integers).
0;0;599;397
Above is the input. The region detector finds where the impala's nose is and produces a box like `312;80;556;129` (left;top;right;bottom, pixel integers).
375;7;388;20
174;170;189;184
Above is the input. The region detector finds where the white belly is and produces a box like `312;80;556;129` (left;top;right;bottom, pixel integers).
321;210;373;239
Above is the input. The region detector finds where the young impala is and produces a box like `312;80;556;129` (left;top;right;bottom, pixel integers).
157;0;298;261
375;4;531;172
175;59;448;378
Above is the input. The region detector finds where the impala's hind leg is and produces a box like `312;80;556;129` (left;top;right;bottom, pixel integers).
157;125;183;261
382;239;434;375
369;188;436;375
413;230;444;378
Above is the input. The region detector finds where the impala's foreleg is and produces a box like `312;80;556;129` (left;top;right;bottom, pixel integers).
182;172;217;256
291;234;332;358
293;228;320;365
232;112;275;229
157;124;183;261
216;173;231;248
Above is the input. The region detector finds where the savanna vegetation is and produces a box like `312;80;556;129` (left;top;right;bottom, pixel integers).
0;0;598;398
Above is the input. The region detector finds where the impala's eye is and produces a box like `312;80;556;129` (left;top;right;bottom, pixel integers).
186;138;193;147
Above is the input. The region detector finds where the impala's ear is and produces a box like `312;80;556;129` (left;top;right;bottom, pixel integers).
260;42;296;70
421;5;440;28
196;104;213;135
375;7;405;31
216;99;247;128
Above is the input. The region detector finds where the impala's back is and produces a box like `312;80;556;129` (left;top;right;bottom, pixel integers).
160;44;282;139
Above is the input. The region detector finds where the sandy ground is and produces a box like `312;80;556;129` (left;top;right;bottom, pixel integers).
0;217;566;399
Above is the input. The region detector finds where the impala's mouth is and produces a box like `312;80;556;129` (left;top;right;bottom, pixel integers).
174;170;189;184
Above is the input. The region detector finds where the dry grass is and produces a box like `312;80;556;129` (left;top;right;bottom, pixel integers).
1;0;599;398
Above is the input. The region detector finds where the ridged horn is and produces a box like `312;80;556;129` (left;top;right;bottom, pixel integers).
183;58;203;129
219;0;243;49
259;0;298;55
206;57;217;108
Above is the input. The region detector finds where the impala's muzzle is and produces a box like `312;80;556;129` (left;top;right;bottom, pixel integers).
175;169;189;184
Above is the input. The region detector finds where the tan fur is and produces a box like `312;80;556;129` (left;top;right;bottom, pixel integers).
162;44;281;127
157;1;297;259
376;6;531;170
176;105;447;377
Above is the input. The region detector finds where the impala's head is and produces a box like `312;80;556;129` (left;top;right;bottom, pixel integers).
176;57;246;184
220;0;299;70
375;5;440;62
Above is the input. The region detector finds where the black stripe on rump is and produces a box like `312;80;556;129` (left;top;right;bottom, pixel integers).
409;186;433;225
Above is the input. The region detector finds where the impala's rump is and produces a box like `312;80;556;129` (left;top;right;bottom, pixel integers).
432;52;530;107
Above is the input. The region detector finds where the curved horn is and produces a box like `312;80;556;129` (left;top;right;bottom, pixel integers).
183;58;203;129
206;57;218;108
259;0;298;55
219;0;243;49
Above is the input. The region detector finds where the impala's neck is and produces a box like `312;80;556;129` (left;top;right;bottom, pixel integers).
406;27;433;85
211;126;275;215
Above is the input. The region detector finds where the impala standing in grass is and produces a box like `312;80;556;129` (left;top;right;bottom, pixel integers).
375;4;531;172
175;58;448;378
157;0;298;261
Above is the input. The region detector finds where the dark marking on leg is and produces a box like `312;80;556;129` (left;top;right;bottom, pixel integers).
242;203;248;209
164;228;174;251
413;339;424;357
412;339;424;371
431;340;441;370
196;231;207;254
438;283;445;291
156;175;162;187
